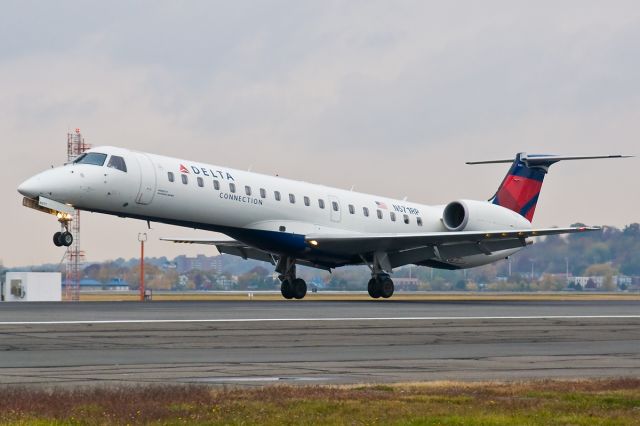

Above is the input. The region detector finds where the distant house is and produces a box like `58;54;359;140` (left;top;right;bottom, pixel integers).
105;278;130;291
568;275;631;290
394;277;420;291
62;278;130;291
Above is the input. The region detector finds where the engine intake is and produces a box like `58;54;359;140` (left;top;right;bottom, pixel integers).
442;199;531;232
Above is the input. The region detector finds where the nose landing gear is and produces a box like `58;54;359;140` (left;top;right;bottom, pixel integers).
53;215;74;247
53;231;73;247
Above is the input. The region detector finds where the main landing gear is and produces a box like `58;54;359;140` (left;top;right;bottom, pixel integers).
277;257;307;300
367;274;395;299
363;252;395;299
52;215;73;247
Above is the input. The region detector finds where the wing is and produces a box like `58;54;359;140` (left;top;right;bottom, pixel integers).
160;237;330;270
305;226;600;267
162;226;599;271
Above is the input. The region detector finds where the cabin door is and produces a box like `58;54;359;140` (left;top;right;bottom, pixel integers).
135;153;157;205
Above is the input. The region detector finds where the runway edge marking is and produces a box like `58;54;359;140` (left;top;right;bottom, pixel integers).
1;315;640;325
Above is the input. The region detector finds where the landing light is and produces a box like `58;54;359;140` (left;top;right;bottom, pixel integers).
309;240;319;247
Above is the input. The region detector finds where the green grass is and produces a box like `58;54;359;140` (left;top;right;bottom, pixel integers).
0;379;639;425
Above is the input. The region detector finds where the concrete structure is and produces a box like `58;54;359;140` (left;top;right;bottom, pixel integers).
2;272;61;302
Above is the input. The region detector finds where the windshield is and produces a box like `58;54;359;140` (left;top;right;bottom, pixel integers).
107;155;127;172
73;152;108;166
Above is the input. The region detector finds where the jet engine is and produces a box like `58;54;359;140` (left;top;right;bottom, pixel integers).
442;199;531;232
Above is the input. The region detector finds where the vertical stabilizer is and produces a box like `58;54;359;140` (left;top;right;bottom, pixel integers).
466;153;631;222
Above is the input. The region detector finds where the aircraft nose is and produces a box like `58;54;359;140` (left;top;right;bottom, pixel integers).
17;176;41;198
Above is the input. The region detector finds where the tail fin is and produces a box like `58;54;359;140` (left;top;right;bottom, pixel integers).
467;153;631;222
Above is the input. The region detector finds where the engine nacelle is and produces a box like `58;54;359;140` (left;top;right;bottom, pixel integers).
442;199;531;232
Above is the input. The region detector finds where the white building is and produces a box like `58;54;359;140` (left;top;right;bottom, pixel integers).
2;272;62;302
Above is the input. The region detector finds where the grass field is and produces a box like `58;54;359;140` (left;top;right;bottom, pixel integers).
79;291;640;302
1;379;638;425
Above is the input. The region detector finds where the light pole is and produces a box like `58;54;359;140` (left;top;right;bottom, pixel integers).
530;258;535;280
138;233;147;301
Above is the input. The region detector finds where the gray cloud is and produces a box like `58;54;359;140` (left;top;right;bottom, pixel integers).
2;1;638;266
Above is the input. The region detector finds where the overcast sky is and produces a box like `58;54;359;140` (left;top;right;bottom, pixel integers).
2;1;638;267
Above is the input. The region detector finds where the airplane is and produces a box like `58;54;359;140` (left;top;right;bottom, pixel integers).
17;147;630;299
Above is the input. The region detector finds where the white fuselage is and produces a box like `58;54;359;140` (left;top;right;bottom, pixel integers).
18;146;530;269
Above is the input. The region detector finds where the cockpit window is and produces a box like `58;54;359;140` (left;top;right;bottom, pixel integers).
73;152;107;166
107;155;127;172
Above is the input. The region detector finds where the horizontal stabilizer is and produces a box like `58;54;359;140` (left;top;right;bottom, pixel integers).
466;154;632;165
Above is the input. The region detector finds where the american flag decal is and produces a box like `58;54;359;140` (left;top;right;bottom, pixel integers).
179;164;190;174
375;201;388;209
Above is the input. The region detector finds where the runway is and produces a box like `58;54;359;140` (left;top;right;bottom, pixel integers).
0;300;638;387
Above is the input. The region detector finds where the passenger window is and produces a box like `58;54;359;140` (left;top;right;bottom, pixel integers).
245;186;252;196
168;172;175;183
318;199;325;209
289;194;296;204
403;214;409;224
74;152;107;166
377;209;383;219
348;204;355;214
229;183;236;193
181;174;188;185
213;180;220;190
363;207;369;217
332;201;339;212
260;188;266;198
304;196;310;206
274;191;281;201
197;177;204;187
417;217;423;226
107;155;127;172
390;212;396;222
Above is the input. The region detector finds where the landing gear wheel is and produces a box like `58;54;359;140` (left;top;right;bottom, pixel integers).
292;278;307;299
380;277;394;299
280;279;295;300
53;232;63;247
60;231;73;247
367;278;380;298
368;278;383;299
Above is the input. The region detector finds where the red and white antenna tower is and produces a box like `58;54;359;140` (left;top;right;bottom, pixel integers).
64;128;91;301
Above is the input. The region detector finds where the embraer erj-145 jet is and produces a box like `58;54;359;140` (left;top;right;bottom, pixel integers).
18;148;629;299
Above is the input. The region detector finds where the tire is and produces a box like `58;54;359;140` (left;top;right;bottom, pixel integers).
292;278;307;300
61;232;73;247
367;278;378;298
53;232;63;247
380;278;394;299
371;278;382;299
280;279;294;299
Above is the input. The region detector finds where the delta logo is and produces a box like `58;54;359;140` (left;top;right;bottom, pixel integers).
177;163;236;181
